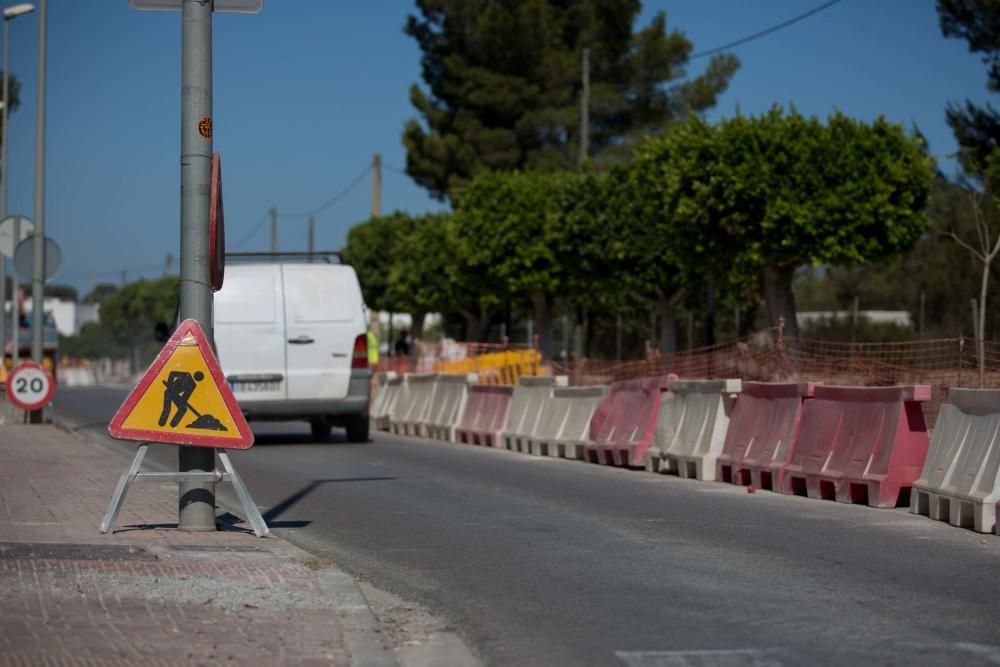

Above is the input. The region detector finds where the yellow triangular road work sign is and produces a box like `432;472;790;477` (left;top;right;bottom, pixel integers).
108;319;253;449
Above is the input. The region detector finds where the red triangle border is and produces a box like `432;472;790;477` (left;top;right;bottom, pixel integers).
108;319;254;449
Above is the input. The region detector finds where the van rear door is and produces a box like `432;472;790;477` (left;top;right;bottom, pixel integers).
214;264;287;401
282;265;361;401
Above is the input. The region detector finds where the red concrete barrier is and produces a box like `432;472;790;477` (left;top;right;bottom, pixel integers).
716;382;815;491
586;376;668;467
781;385;930;508
455;385;513;448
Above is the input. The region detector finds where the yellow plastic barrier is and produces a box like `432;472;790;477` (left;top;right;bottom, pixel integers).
433;349;544;386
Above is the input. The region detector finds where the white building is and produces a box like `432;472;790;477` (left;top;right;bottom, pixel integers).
15;298;100;336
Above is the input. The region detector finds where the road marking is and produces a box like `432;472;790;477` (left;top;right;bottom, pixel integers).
616;648;796;666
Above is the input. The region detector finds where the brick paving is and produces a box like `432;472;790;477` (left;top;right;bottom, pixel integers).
0;422;389;666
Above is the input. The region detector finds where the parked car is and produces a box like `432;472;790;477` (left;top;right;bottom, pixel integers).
214;259;371;442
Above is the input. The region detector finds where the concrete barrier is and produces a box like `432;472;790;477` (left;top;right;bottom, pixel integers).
57;367;98;387
424;373;473;441
911;388;1000;533
502;376;557;452
455;385;513;447
370;372;393;428
390;372;438;437
646;379;741;480
587;377;669;467
531;385;610;459
782;385;930;508
715;382;814;491
375;373;404;432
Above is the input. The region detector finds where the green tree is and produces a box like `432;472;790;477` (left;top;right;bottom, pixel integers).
87;276;179;365
403;0;739;200
342;212;417;313
385;213;461;339
455;170;596;357
938;0;1000;171
650;108;933;338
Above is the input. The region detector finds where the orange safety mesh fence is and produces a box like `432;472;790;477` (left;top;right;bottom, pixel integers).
551;329;1000;430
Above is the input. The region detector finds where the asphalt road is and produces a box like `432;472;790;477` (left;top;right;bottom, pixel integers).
55;386;1000;667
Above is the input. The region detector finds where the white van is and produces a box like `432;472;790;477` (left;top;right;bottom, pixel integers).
213;260;371;442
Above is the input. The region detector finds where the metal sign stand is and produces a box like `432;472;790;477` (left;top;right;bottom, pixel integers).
100;444;269;537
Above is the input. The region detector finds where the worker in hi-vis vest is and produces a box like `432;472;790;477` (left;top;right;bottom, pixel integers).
367;330;379;366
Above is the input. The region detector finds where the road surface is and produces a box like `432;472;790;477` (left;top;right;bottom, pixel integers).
55;386;1000;667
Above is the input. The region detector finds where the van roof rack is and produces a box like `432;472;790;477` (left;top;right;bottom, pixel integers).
225;251;345;264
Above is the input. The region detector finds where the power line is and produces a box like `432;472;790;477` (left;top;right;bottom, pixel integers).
229;210;271;250
383;163;407;175
690;0;844;61
280;164;373;219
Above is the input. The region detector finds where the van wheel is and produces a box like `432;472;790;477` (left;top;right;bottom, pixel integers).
310;421;332;442
345;415;369;443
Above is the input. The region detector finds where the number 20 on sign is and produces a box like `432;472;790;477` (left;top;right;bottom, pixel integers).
6;360;56;411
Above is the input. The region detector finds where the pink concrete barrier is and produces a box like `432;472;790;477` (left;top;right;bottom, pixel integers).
781;385;930;508
716;382;815;491
586;376;668;467
455;385;513;448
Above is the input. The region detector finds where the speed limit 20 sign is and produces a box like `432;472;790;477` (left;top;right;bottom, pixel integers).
6;361;55;411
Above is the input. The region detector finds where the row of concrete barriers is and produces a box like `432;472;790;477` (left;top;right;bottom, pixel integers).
370;372;1000;535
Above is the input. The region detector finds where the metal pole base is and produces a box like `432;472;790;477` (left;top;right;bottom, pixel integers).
100;445;269;537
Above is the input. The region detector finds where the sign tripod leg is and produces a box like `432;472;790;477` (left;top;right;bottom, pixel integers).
98;444;269;537
217;449;269;537
100;444;148;534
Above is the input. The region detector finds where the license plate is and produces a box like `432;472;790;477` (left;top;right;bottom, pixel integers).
232;381;280;393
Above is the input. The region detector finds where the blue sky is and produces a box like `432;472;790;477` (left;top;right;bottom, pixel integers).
0;0;992;296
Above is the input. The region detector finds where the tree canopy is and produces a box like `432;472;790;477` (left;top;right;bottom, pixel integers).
632;107;934;337
403;0;739;200
938;0;1000;171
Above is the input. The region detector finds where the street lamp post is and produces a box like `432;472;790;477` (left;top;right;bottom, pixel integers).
28;0;42;423
0;2;33;378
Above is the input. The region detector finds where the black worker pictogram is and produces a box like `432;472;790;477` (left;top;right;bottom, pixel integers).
159;370;228;431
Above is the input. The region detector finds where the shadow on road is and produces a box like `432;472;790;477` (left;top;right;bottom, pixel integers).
261;477;397;525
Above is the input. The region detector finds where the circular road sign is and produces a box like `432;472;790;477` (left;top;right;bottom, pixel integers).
0;214;34;256
6;360;56;411
210;152;225;292
13;235;62;283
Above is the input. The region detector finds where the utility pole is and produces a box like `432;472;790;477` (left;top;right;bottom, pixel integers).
121;270;126;287
29;0;47;424
372;153;381;218
177;0;215;532
307;215;314;263
269;205;277;259
163;252;173;276
578;47;589;168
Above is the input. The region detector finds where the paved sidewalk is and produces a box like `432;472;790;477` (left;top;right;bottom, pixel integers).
0;421;398;667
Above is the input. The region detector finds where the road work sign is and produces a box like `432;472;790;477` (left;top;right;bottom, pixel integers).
108;319;253;449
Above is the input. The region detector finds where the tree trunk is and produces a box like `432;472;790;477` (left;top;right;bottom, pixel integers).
656;289;686;354
410;312;426;341
533;293;554;360
979;259;989;386
763;264;800;338
460;311;480;342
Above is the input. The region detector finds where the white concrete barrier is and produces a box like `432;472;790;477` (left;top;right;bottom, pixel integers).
502;376;557;451
371;372;397;431
647;379;741;481
377;373;406;432
424;373;474;442
532;385;610;459
391;373;437;437
912;388;1000;533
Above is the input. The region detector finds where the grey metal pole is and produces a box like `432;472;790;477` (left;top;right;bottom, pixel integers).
28;0;45;424
0;18;9;373
10;215;17;369
578;47;589;167
178;0;216;532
